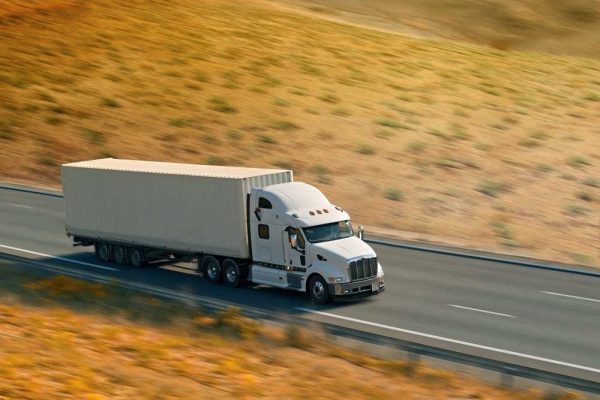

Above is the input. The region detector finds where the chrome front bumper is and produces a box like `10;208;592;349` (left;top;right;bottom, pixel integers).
328;276;385;299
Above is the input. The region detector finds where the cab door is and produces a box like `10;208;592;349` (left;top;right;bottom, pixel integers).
249;192;287;287
283;227;307;290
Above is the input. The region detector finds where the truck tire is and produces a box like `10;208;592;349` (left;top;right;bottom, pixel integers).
113;246;128;265
129;247;145;268
223;259;246;288
96;243;111;263
201;255;222;283
309;275;331;304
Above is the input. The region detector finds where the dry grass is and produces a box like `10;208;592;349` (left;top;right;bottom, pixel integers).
0;266;583;400
0;0;599;265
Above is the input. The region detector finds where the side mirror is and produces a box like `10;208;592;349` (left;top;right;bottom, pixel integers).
357;225;365;240
254;207;262;221
289;232;298;249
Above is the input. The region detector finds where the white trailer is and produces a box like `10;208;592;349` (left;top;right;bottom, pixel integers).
62;159;385;303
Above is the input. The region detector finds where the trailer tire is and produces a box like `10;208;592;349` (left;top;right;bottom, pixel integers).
201;255;222;283
113;246;128;265
129;248;145;268
223;259;246;288
96;243;111;263
309;275;331;304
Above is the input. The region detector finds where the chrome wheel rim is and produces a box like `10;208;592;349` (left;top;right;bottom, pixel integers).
99;245;109;261
131;251;141;266
115;248;124;263
207;260;219;280
226;266;237;283
313;280;325;299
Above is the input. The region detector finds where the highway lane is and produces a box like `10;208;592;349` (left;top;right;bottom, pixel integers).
1;186;599;383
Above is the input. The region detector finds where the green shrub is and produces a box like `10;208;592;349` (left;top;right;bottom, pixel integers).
271;120;299;131
193;71;210;82
375;130;395;140
384;187;404;201
81;128;104;144
376;118;407;129
576;191;594;202
157;133;177;142
0;124;15;140
206;155;225;165
272;98;290;107
567;156;592;169
101;98;120;108
406;141;426;154
331;108;351;117
491;221;513;240
355;144;375;155
318;93;339;103
476;179;509;197
258;134;277;144
272;160;293;170
99;149;116;158
45;116;63;125
565;204;589;216
208;96;237;114
226;129;241;140
169;118;188;127
582;177;600;188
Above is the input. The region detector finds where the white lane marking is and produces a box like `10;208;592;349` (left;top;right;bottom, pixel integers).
0;244;118;272
448;304;515;318
295;307;600;374
7;203;33;209
542;291;600;304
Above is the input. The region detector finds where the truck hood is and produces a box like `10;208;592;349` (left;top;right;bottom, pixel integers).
311;236;375;261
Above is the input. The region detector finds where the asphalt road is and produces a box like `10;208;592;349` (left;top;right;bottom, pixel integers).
1;186;599;383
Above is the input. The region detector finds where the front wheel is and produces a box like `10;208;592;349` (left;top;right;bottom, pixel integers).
309;275;331;304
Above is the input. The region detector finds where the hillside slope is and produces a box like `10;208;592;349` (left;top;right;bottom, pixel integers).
274;0;600;57
0;0;599;264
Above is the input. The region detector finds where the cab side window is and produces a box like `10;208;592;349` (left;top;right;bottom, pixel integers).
296;228;305;250
258;197;272;209
258;224;270;239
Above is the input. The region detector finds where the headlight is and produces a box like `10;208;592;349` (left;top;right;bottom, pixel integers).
327;277;345;283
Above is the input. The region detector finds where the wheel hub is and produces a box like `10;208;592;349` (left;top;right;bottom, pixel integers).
208;262;218;279
226;267;237;282
313;281;325;298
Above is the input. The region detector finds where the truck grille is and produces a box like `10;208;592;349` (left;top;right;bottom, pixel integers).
349;257;377;281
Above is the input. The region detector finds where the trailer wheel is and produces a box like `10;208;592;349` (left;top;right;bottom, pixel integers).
223;259;245;288
201;255;222;283
113;246;128;265
309;275;331;304
96;243;111;263
129;248;145;268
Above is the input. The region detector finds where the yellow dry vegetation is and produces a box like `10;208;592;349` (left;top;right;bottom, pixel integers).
0;299;579;399
0;0;599;264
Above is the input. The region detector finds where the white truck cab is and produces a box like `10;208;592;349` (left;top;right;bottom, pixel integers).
248;182;385;303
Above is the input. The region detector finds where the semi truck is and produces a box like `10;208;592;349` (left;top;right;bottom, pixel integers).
61;158;385;303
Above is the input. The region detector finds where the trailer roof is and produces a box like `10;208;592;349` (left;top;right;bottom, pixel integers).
63;158;290;179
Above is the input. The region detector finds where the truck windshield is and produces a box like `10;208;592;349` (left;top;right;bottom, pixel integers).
302;221;353;243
